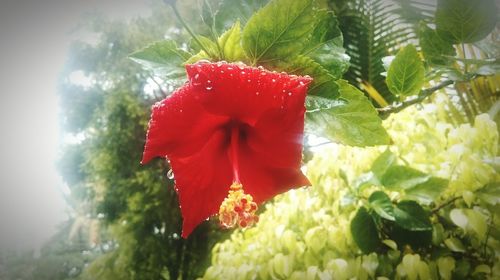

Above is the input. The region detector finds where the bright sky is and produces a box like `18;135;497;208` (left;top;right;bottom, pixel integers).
0;0;150;252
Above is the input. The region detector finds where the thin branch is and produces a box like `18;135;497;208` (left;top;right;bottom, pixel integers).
149;75;167;98
304;141;332;149
168;2;211;55
378;80;454;118
432;196;459;213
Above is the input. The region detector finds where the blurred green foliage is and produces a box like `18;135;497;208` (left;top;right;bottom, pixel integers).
2;0;498;279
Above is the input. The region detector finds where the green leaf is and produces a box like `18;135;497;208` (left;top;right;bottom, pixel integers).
394;200;432;231
214;0;268;32
381;165;431;190
405;177;448;205
350;207;381;253
242;0;315;63
306;80;390;146
129;40;190;78
277;55;339;98
477;182;500;205
371;149;397;179
352;172;380;191
391;224;432;249
217;21;247;62
191;36;220;60
305;10;349;79
435;0;498;43
444;238;466;252
418;22;456;65
185;51;211;64
386;44;425;96
369;191;395;221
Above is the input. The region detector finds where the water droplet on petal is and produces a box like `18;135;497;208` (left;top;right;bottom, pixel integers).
241;71;246;75
196;59;211;64
247;79;251;83
288;92;292;96
167;169;174;179
299;81;305;86
194;73;200;80
206;86;213;91
227;66;233;70
255;91;260;95
272;79;276;83
207;80;212;84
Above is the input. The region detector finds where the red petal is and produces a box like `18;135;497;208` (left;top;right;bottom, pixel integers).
238;142;311;203
142;62;313;238
141;84;228;164
185;62;312;126
169;128;233;238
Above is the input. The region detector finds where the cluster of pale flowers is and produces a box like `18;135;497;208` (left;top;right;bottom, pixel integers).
201;92;499;280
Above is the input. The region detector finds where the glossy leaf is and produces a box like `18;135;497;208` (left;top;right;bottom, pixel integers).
214;0;268;32
369;191;395;221
217;21;247;62
477;182;500;205
386;44;425;96
405;177;448;205
242;0;315;63
277;55;339;98
418;22;456;65
306;10;349;79
351;207;381;253
444;238;466;252
306;80;390;146
129;40;190;77
381;165;430;190
371;149;397;179
394;200;432;231
192;36;220;59
435;0;498;43
391;223;432;249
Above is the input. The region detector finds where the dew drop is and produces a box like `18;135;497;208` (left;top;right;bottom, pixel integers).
227;66;234;70
194;73;200;80
255;91;260;95
196;59;211;64
299;81;305;86
206;86;213;91
207;80;212;84
272;79;276;83
288;92;292;96
220;70;225;73
241;71;246;75
167;169;174;179
247;79;251;83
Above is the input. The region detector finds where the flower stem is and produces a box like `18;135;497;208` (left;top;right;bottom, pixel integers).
230;125;241;183
168;2;210;55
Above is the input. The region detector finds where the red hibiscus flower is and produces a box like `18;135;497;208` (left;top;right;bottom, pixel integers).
141;61;312;238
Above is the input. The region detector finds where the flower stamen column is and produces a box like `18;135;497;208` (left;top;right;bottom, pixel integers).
219;124;259;229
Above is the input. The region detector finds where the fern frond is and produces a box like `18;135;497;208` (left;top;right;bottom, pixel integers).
331;0;425;104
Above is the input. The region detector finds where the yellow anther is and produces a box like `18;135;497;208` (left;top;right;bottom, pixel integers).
218;182;259;229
